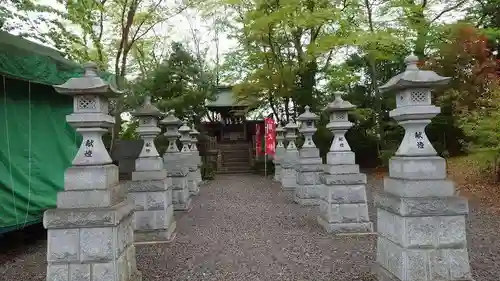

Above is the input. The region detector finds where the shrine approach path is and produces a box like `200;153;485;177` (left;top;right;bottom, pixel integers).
136;174;377;281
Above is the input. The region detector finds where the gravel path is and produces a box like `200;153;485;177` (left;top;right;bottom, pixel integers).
0;174;499;281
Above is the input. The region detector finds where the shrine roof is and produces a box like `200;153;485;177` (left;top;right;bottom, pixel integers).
205;86;250;108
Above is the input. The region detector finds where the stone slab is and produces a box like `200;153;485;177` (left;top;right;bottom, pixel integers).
317;216;373;234
135;157;163;171
44;200;135;229
57;183;126;209
375;191;469;217
128;189;173;212
299;147;320;158
384;177;455;197
324;184;368;204
131;170;168;181
134;222;177;244
321;173;367;185
296;162;323;172
326;151;355;165
323;164;359;175
389;156;446;180
64;164;119;191
297;171;322;185
377;209;468;249
376;235;473;281
127;177;172;193
318;201;370;223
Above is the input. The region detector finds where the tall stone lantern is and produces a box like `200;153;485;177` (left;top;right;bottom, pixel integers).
160;111;192;211
179;121;199;195
273;125;286;182
294;105;323;206
281;120;299;191
318;91;373;233
374;54;472;281
128;96;176;243
44;62;141;281
189;125;203;186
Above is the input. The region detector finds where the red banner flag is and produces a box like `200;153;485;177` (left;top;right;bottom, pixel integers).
255;123;262;156
264;118;276;155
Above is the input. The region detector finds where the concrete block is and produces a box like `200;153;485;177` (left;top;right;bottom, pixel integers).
69;264;91;281
299;147;320;158
57;183;125;208
383;177;455;197
47;264;69;281
131;170;168;181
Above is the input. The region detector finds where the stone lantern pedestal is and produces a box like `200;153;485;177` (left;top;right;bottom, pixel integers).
281;121;299;191
43;63;141;281
180;121;199;196
161;111;192;211
318;92;373;234
128;96;176;243
294;106;323;206
189;125;203;186
273;125;285;182
374;55;472;281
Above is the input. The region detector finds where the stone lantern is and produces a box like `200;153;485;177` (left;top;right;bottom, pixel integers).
160;111;192;211
44;62;141;281
179;121;199;196
294;105;322;206
160;110;182;153
189;125;203;186
318;91;373;234
128;96;176;243
281;120;299;191
130;96;163;168
273;125;286;182
374;54;472;281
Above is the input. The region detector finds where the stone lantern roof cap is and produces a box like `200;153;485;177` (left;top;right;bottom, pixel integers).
53;62;123;97
284;121;299;130
178;121;191;133
325;91;355;112
379;54;451;92
189;125;200;136
275;125;285;132
160;110;182;126
130;96;162;117
297;105;319;121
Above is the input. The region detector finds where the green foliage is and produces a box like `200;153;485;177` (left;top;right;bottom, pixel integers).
134;42;216;123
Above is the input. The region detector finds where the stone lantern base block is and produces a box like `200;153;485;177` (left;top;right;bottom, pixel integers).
164;152;192;211
273;162;282;182
135;157;163;171
281;166;297;191
128;173;176;243
294;154;323;206
188;166;200;196
44;201;142;281
318;166;373;234
374;188;472;281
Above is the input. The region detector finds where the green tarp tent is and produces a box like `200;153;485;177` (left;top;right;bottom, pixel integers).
0;31;113;233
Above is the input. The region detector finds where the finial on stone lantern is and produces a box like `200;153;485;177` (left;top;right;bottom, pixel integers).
284;121;299;150
325;91;355;152
379;53;450;156
53;62;118;166
178;121;192;152
189;124;200;152
297;105;319;148
160;110;182;153
130;95;163;163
